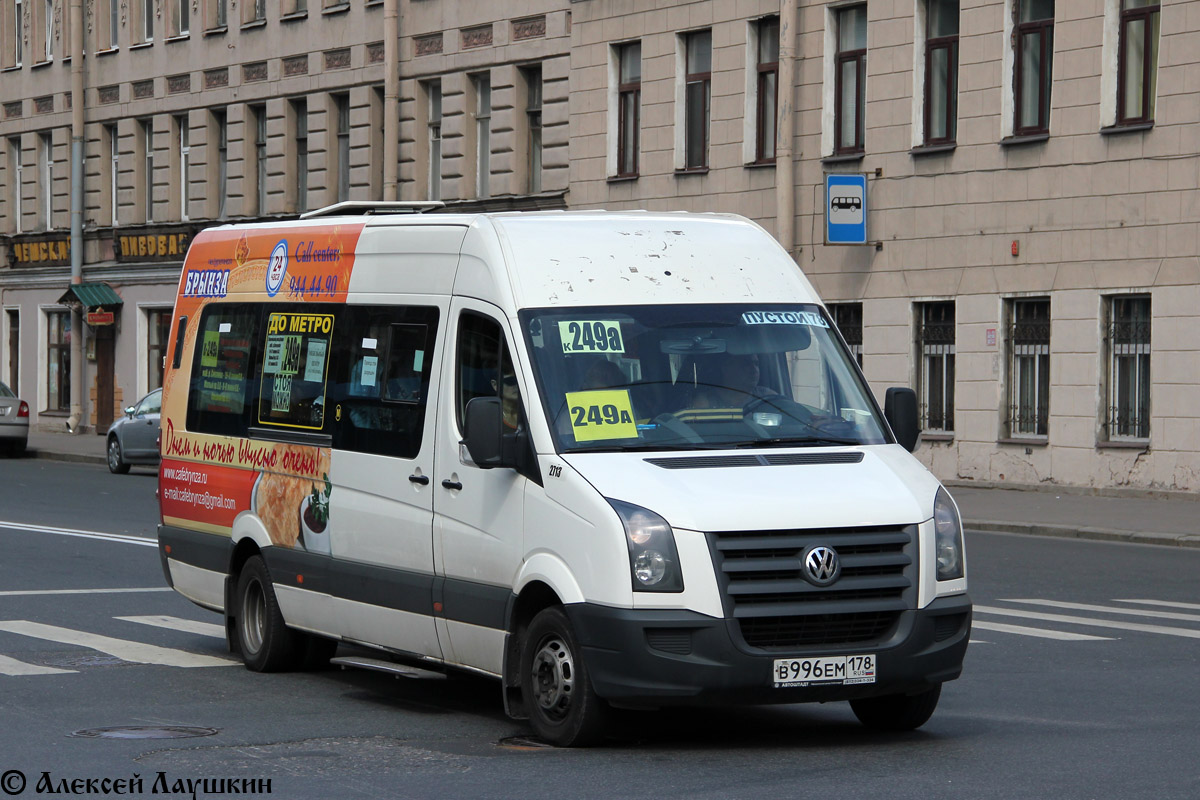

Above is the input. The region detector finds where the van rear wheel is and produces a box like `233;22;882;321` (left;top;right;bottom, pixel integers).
235;555;304;672
521;607;607;747
850;685;941;731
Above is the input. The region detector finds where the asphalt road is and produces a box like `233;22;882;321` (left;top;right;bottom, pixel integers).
0;459;1197;799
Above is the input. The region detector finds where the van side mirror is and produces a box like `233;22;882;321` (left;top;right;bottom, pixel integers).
884;387;921;452
464;397;505;467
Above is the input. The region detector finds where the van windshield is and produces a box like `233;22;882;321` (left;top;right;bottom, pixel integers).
519;304;889;453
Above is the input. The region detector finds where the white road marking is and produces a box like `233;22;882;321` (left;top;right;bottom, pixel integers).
1002;599;1200;623
116;615;225;639
0;520;156;548
1114;599;1200;612
0;588;172;597
0;654;77;676
972;620;1113;641
975;605;1200;639
0;621;235;668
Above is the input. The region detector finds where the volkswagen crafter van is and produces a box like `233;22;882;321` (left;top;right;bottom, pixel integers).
157;205;970;746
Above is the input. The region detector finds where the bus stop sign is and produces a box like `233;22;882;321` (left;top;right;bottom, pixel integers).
825;173;868;245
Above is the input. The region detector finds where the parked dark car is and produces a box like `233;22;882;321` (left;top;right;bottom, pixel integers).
106;388;161;473
0;381;29;457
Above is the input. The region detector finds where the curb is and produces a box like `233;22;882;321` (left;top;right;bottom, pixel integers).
28;449;108;466
966;520;1200;549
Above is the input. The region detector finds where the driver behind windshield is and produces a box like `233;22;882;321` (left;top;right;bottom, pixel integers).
691;353;778;409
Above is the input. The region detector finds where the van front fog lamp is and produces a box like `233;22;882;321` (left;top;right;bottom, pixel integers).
608;499;684;593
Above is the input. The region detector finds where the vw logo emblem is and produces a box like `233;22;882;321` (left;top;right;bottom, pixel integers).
803;545;841;586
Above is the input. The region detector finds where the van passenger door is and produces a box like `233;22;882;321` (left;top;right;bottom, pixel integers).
432;300;527;674
324;301;448;660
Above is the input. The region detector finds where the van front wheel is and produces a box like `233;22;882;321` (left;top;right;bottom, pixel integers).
521;607;607;747
235;555;304;672
850;685;941;731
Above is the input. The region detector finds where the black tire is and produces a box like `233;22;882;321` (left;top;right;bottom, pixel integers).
235;555;304;672
850;685;942;731
106;436;130;474
520;606;608;747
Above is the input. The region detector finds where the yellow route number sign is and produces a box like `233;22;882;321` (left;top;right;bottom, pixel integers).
565;390;638;442
559;320;625;354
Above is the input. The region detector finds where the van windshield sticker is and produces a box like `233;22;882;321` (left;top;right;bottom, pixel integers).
362;337;378;350
305;340;328;383
559;321;626;354
741;310;830;328
564;390;638;442
201;331;220;369
360;356;378;387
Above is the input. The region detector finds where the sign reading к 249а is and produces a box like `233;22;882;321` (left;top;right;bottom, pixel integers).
825;173;868;245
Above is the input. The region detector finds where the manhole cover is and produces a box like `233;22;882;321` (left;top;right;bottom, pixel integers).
497;735;556;751
70;726;220;740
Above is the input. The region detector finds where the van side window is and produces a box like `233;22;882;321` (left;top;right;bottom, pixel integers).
457;312;520;432
186;305;260;437
328;305;439;458
257;310;336;431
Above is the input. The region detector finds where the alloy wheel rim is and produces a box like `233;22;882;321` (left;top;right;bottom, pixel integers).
107;440;120;469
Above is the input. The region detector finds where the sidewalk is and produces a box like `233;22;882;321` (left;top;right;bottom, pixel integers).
21;428;1200;548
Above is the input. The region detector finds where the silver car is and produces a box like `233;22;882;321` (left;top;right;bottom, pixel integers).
106;388;162;474
0;381;29;457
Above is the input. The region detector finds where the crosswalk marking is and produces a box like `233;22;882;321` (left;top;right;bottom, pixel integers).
0;520;157;548
116;615;225;639
972;620;1113;642
1113;599;1200;612
1002;599;1200;624
0;653;76;676
974;605;1200;639
0;588;173;598
0;621;235;668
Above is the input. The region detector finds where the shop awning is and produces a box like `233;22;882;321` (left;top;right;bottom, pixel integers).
57;282;124;309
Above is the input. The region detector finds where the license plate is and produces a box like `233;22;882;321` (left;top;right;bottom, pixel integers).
773;654;876;687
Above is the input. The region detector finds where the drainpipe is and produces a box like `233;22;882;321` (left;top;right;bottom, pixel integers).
382;0;400;200
67;0;85;432
776;0;798;260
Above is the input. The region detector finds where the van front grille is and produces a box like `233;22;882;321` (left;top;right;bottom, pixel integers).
709;525;917;650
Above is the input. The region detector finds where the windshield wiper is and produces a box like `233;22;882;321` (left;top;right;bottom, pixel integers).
732;436;863;449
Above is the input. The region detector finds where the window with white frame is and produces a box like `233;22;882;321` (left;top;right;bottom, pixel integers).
13;0;23;66
8;138;21;234
750;17;779;163
107;0;119;49
834;5;867;155
38;131;51;228
1014;0;1054;135
1117;0;1159;125
680;29;712;170
141;0;154;42
1005;298;1050;437
46;308;70;412
172;0;189;36
613;40;640;177
334;93;350;203
917;301;955;433
829;302;864;368
1104;296;1150;440
147;308;171;392
425;81;442;201
176;115;189;221
42;0;52;60
139;118;153;223
472;73;491;199
103;123;117;226
523;65;542;195
922;0;958;145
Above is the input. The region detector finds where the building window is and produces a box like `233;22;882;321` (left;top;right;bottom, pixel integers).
615;41;641;177
473;73;491;199
176;115;189;221
42;0;52;59
829;302;864;367
682;29;712;170
835;5;867;155
425;81;441;202
334;93;350;204
1104;296;1150;440
754;17;779;163
108;0;119;49
139;118;153;223
13;0;23;66
523;66;542;195
1014;0;1053;135
213;0;226;29
245;0;265;24
6;309;18;390
924;0;958;144
46;309;70;412
291;98;308;213
211;109;227;218
1117;0;1159;125
250;104;267;215
38;131;51;229
141;0;154;42
172;0;189;36
1005;299;1050;437
102;124;117;226
8;138;22;234
148;309;171;391
917;301;955;433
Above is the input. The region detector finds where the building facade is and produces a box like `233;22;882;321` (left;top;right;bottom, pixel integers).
1;0;1196;492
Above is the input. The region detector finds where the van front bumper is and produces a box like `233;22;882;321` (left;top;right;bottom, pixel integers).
565;594;970;707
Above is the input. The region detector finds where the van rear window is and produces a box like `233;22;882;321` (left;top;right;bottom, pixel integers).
258;312;335;431
186;306;259;437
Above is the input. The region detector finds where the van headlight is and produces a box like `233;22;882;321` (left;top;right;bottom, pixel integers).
933;487;965;581
608;500;684;593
